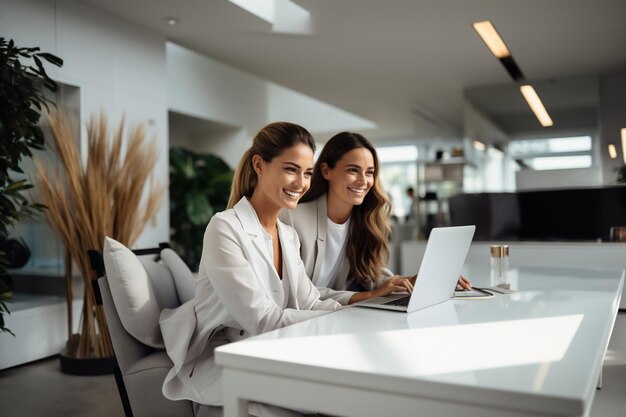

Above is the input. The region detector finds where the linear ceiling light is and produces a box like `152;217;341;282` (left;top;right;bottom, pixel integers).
520;85;553;127
608;144;618;159
472;20;524;81
472;21;510;58
622;128;626;164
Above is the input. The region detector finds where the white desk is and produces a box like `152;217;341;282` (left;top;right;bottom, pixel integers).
215;266;624;417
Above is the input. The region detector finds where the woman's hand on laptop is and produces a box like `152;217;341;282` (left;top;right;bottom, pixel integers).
375;275;416;296
455;275;472;291
347;276;416;304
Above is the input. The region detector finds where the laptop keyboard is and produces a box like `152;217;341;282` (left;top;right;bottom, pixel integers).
382;295;411;306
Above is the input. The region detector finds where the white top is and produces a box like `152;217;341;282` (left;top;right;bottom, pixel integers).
315;217;350;289
281;260;290;309
261;229;290;308
216;265;625;416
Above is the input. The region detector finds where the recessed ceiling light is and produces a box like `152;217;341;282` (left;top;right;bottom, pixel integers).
162;17;179;26
608;144;617;159
520;85;553;127
472;21;510;58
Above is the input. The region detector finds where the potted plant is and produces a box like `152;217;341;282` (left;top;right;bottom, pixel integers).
35;111;163;373
0;37;63;335
169;147;233;270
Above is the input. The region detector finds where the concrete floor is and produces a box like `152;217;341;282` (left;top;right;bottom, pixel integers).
0;357;124;417
1;313;625;417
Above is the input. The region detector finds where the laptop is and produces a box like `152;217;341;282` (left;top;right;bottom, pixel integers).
355;225;477;313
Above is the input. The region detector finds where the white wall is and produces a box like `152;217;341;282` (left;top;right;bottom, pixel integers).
166;42;266;166
167;42;376;167
167;43;268;133
1;0;169;248
599;73;626;184
268;83;376;134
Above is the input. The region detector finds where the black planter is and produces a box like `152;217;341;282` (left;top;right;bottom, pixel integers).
59;349;116;375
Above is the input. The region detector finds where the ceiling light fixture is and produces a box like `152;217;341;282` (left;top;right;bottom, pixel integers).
621;128;626;164
162;17;179;26
473;20;554;128
473;140;486;151
472;20;524;82
472;21;510;58
608;144;617;159
520;85;553;127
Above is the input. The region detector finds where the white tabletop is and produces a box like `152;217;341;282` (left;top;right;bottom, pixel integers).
215;266;624;417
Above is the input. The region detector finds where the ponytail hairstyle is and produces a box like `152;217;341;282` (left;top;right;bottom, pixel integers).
227;122;316;208
301;132;391;287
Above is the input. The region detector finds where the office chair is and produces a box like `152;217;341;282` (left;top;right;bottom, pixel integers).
89;240;195;417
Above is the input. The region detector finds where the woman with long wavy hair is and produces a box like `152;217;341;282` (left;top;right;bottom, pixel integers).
281;132;470;305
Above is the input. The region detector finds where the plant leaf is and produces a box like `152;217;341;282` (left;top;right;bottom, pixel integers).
186;194;212;226
36;52;63;67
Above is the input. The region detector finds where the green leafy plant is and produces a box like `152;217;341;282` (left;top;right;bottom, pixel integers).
0;37;63;335
169;147;233;271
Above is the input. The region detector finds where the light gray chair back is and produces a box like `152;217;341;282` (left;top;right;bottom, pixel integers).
98;253;195;417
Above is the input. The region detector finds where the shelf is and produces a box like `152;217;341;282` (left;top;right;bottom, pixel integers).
424;163;464;182
424;157;470;166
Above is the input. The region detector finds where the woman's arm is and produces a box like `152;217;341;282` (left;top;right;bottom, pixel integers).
316;287;356;305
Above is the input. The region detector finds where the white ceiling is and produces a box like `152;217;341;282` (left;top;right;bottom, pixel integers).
80;0;626;142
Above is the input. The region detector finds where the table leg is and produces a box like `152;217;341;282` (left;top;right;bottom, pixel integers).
223;396;248;417
223;369;249;417
596;368;603;389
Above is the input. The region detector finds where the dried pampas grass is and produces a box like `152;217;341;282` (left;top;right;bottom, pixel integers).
35;110;163;359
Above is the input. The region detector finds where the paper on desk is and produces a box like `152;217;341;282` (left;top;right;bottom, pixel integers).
453;288;493;299
485;285;517;294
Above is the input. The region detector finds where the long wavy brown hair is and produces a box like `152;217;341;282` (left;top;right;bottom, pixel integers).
227;122;315;208
300;132;391;287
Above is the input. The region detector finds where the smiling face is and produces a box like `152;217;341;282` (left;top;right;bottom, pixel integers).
322;147;375;213
252;143;314;210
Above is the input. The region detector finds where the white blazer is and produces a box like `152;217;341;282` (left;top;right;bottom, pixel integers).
281;194;393;305
159;197;341;406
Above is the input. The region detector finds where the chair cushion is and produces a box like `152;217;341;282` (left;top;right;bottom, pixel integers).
139;258;180;310
103;237;163;348
160;248;195;303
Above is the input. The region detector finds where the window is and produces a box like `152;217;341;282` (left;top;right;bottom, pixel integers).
528;155;592;170
509;136;593;171
377;145;419;219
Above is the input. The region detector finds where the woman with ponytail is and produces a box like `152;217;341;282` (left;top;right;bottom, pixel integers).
160;122;340;417
281;132;470;305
